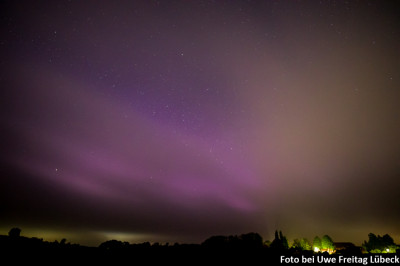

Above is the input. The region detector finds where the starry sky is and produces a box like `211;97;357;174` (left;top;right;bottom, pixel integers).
1;0;399;246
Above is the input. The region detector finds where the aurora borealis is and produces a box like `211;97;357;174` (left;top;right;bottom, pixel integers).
1;1;399;246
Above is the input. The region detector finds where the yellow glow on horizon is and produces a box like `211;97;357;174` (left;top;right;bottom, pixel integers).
99;231;156;244
0;226;169;246
0;226;71;242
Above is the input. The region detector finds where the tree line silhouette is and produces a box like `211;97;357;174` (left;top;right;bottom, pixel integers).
1;227;399;263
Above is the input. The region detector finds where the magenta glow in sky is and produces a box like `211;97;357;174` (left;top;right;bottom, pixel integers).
1;0;399;246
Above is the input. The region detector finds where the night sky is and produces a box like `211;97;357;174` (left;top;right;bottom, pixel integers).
1;0;399;246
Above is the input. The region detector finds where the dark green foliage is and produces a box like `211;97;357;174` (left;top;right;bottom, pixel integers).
321;235;335;251
313;236;322;250
292;238;312;251
363;233;396;253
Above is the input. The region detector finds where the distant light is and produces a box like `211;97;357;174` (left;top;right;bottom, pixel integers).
314;247;320;252
386;248;390;252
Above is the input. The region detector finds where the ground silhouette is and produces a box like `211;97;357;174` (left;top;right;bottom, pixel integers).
1;228;398;264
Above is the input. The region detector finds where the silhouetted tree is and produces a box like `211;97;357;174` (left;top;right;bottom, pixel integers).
279;231;284;240
228;235;240;247
99;239;128;249
363;233;396;253
202;235;228;248
264;240;271;247
240;232;263;248
280;231;289;249
270;230;288;251
8;227;21;238
202;233;264;249
382;234;395;248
